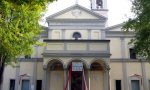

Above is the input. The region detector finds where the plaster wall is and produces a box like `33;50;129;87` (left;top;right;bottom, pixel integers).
124;38;132;59
109;62;123;90
127;62;142;76
52;30;62;39
91;30;101;39
2;65;16;90
20;62;34;76
37;62;44;80
108;38;122;58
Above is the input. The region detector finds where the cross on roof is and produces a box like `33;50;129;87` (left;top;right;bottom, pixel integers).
75;0;79;4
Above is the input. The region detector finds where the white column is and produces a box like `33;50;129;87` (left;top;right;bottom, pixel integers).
88;30;92;39
62;29;66;39
43;67;47;90
120;38;129;90
104;68;110;90
48;29;52;39
141;62;149;90
101;30;106;39
88;70;91;90
64;69;67;90
32;46;38;90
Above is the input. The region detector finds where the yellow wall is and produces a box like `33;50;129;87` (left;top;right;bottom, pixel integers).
124;38;132;59
2;65;16;90
108;38;122;58
37;62;44;80
20;62;34;75
110;62;123;90
127;62;142;76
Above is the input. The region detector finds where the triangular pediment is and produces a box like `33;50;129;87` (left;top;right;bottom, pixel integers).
46;4;107;20
105;23;124;31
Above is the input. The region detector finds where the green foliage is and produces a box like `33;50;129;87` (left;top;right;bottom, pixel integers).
0;0;55;64
123;0;150;60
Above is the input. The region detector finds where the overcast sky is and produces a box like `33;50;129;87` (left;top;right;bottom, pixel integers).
41;0;133;27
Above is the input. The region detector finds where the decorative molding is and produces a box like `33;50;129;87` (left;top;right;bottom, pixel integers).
42;52;111;57
18;58;43;62
43;39;110;42
48;20;106;30
110;59;147;62
48;25;105;30
106;31;134;38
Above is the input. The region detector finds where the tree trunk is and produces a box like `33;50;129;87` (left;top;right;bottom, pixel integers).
0;58;5;85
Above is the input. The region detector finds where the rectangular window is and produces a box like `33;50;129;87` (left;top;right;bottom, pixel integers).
36;80;42;90
10;79;15;90
129;48;136;59
131;80;140;90
115;80;121;90
22;80;30;90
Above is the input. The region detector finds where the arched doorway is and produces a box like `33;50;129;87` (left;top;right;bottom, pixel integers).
47;60;64;90
65;60;88;90
90;61;104;90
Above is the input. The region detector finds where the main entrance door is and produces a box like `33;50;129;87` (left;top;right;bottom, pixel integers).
71;71;82;90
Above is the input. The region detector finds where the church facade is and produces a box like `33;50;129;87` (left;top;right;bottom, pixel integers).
1;0;150;90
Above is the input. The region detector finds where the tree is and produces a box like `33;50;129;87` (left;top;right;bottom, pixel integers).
123;0;150;60
0;0;55;85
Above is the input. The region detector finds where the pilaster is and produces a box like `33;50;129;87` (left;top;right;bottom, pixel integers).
43;66;47;90
48;29;52;39
62;29;66;39
15;62;20;90
32;46;38;90
88;70;91;90
103;67;110;90
88;29;92;39
120;38;128;90
141;62;149;90
101;30;106;39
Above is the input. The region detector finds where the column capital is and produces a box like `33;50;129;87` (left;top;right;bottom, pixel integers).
103;64;110;71
43;65;47;70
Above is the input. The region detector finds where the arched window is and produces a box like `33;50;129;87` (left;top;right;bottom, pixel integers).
72;32;81;40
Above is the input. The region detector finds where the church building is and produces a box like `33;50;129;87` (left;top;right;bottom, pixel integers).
1;0;150;90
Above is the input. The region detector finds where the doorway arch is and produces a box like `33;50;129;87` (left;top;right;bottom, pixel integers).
47;59;64;90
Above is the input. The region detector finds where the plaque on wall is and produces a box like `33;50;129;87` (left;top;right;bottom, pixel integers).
72;62;83;71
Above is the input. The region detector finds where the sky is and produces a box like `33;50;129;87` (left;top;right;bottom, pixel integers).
41;0;133;27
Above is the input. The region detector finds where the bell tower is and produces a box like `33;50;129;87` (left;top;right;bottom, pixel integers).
90;0;108;17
